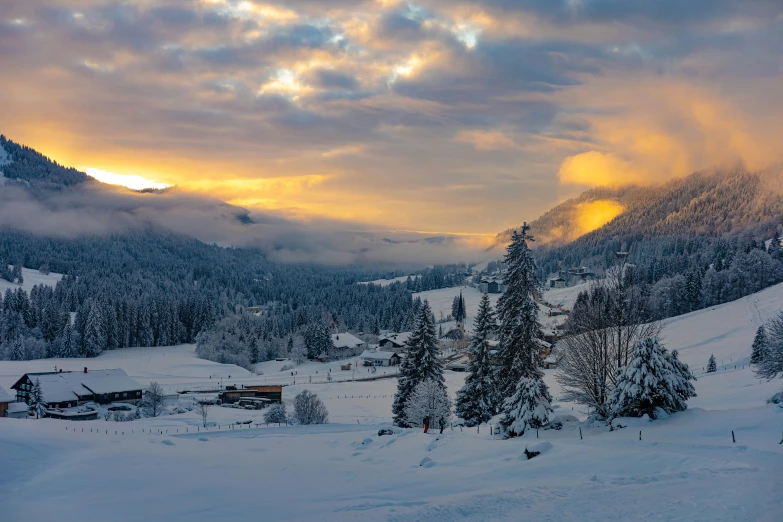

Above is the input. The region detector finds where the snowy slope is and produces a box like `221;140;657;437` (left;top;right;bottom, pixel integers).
2;283;783;521
0;266;63;294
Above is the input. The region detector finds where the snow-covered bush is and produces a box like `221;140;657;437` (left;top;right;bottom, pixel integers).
292;390;328;425
280;364;295;372
500;377;553;437
264;403;287;424
608;337;696;420
404;379;452;428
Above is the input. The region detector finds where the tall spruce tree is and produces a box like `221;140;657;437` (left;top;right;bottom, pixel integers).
83;304;105;358
392;300;444;427
60;322;77;358
451;292;467;325
455;293;499;426
750;326;768;365
495;223;544;396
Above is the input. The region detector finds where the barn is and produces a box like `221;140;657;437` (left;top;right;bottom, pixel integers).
359;350;401;367
0;386;14;418
11;368;143;409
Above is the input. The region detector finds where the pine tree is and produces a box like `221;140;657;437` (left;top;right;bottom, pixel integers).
501;377;553;437
28;378;44;418
455;293;499;426
248;335;260;365
11;337;24;361
83;304;106;357
609;338;696;419
768;232;783;263
392;300;443;427
750;326;768;365
496;224;544;397
451;292;466;326
707;354;717;373
60;322;78;358
669;350;697;405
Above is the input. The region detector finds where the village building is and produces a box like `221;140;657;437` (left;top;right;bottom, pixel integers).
330;332;366;358
359;350;401;367
10;368;143;409
220;385;283;405
378;332;412;351
0;386;15;418
439;328;470;351
478;276;505;294
548;276;567;289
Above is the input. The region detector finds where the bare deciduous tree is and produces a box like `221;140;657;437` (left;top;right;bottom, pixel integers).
195;401;210;427
555;264;661;417
141;381;166;418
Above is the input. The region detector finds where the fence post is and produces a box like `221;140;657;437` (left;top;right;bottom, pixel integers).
639;431;642;441
579;427;583;440
732;431;736;443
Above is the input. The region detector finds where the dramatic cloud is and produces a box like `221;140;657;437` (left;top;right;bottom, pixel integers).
1;0;781;240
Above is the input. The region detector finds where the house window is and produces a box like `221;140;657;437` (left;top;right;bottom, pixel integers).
122;393;127;398
115;394;119;399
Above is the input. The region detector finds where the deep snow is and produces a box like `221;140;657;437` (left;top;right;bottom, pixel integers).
2;282;783;521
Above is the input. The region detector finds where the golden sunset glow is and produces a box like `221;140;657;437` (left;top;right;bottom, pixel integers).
574;200;626;237
84;168;171;191
0;0;780;238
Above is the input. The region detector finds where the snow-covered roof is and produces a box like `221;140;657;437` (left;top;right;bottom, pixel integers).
19;369;141;404
360;350;399;360
331;332;365;350
7;402;28;414
0;386;13;402
379;332;412;346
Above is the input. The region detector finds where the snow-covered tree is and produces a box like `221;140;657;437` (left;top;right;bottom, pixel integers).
264;403;287;424
755;312;783;380
669;350;697;405
500;377;553;437
707;354;717;373
82;304;105;358
248;335;260;365
141;381;166;417
392;300;443;426
495;224;544;397
290;334;307;365
10;338;25;361
404;379;452;428
28;378;44;418
455;293;499;425
293;390;328;425
608;338;696;419
750;326;768;366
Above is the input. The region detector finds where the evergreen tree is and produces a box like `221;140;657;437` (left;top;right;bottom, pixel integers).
392;300;443;427
500;377;553;437
60;322;78;358
669;350;697;405
609;338;697;419
750;326;768;365
28;378;44;418
83;304;106;357
768;232;783;263
248;335;260;365
496;224;544;397
754;311;783;380
11;337;25;361
707;354;717;373
451;292;466;325
455;293;499;426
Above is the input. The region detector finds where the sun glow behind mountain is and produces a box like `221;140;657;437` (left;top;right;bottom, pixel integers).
84;168;171;191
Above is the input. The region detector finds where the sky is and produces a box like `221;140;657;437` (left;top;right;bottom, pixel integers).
1;0;782;238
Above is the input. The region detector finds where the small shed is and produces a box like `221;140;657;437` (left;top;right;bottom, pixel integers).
243;385;283;403
6;402;29;419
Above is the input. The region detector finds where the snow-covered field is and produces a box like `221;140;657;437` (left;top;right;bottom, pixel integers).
2;283;783;521
359;275;418;287
0;266;63;294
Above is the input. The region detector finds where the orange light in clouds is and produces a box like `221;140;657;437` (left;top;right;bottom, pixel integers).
84;168;171;191
575;200;625;236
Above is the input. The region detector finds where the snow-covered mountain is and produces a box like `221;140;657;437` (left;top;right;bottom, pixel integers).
494;166;783;250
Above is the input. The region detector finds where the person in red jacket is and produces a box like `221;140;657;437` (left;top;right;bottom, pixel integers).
423;415;430;433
